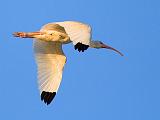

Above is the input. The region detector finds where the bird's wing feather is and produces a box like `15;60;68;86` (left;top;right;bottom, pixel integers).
55;21;92;45
34;40;66;104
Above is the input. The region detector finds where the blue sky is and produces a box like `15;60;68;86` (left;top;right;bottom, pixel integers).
0;0;160;119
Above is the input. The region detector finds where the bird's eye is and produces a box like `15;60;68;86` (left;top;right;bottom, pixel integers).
50;33;53;35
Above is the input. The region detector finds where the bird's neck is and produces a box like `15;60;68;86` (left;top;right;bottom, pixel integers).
90;40;97;48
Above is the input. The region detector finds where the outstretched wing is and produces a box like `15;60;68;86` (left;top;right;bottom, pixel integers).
34;40;66;105
56;21;91;52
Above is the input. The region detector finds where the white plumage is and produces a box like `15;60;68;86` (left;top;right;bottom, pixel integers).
13;21;123;105
34;41;66;93
55;21;91;45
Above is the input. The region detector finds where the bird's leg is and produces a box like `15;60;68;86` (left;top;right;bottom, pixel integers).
13;31;45;38
13;32;28;38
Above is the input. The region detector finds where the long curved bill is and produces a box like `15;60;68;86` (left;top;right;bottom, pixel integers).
13;31;45;38
102;44;124;56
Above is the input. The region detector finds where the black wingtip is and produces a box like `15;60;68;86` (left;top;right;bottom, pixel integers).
41;91;56;105
74;42;89;52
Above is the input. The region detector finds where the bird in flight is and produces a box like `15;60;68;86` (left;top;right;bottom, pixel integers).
13;21;123;105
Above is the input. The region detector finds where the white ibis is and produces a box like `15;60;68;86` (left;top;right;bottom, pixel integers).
13;21;123;105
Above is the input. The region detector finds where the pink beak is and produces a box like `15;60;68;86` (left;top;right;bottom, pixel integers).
102;44;124;56
13;31;45;38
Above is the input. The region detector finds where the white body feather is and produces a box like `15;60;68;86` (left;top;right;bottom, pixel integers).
34;21;91;94
34;41;66;93
13;20;122;104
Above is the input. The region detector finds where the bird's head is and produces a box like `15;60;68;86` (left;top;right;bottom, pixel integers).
90;40;123;56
